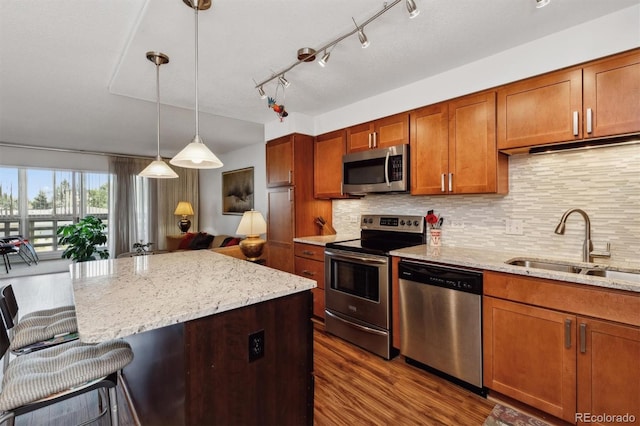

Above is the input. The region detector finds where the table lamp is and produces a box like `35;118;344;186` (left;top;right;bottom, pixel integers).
174;201;194;233
236;209;267;261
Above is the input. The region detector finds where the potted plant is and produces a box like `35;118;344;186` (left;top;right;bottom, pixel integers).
57;215;109;262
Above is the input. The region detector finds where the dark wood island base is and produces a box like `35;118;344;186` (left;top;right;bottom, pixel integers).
122;291;314;426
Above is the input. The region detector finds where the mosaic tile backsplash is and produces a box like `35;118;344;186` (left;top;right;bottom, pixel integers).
332;142;640;265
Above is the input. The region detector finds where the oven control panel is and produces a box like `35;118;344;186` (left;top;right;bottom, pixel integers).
361;214;425;233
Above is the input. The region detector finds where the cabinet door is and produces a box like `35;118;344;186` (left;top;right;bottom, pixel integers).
484;297;577;422
314;130;347;198
295;256;325;319
410;103;449;195
583;50;640;138
576;317;640;426
374;112;409;149
266;135;294;187
346;122;375;153
449;91;502;194
266;188;294;273
497;68;582;150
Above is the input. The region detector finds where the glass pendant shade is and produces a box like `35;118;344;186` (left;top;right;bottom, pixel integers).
139;158;179;178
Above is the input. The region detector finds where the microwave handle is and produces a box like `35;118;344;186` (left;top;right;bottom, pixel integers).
384;151;390;187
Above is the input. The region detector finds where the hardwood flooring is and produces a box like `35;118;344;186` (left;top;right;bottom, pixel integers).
2;268;495;426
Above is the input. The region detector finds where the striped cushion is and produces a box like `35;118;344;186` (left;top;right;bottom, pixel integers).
0;339;133;411
20;305;75;321
10;310;78;351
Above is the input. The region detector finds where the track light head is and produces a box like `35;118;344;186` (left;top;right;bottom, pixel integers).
357;27;369;48
278;75;290;88
536;0;550;8
318;50;330;67
406;0;420;18
258;86;266;99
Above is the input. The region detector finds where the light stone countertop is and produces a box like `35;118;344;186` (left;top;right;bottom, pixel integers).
389;245;640;293
70;250;316;343
293;234;359;247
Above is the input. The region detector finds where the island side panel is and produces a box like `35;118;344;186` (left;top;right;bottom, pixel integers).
184;290;314;426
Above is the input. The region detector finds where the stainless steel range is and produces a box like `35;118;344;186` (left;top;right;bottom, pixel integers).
324;214;425;359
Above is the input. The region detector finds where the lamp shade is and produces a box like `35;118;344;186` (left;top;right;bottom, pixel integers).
174;201;194;216
236;210;267;236
139;159;179;179
170;135;224;169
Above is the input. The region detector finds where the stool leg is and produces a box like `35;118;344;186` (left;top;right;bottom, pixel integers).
2;253;9;274
109;386;119;426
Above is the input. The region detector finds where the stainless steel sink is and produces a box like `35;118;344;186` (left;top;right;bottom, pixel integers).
505;258;584;274
506;257;640;283
584;269;640;283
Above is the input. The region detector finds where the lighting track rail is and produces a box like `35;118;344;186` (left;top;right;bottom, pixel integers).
253;0;417;92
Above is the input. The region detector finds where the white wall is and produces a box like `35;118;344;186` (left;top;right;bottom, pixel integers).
198;142;266;236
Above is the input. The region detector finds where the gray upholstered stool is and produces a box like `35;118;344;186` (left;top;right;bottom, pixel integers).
0;325;134;426
0;285;77;356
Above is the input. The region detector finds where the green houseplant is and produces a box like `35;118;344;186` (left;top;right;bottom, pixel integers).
57;215;109;262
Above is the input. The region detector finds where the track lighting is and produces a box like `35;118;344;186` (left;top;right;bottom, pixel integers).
318;50;331;67
406;0;420;18
278;75;290;88
257;86;266;99
536;0;551;8
254;0;419;96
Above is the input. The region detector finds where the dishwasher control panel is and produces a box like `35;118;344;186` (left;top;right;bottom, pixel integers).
398;261;483;294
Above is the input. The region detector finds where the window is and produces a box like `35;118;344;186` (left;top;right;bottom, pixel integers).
0;167;109;256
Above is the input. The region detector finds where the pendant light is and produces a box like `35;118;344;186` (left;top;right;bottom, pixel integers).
139;51;179;179
170;0;223;169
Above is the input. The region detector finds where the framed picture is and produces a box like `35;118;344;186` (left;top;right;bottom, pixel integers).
222;167;254;215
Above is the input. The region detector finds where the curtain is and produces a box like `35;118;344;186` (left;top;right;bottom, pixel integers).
108;156;199;256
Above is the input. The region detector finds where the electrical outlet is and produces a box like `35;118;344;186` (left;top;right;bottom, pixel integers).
349;215;359;224
505;219;524;235
248;330;265;362
450;220;465;229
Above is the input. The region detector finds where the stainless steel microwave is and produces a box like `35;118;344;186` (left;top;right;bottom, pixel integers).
342;144;408;194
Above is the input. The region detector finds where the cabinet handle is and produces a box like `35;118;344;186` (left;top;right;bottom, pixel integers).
564;319;572;349
288;187;293;201
579;323;587;353
441;174;445;192
448;173;453;192
302;270;316;277
288;170;292;184
573;111;579;136
373;132;377;148
340;182;344;196
302;250;315;256
586;108;593;134
368;133;372;149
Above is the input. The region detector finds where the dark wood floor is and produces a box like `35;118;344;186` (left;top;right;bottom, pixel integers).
3;270;495;426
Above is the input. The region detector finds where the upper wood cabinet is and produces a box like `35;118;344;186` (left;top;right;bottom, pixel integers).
314;130;348;199
583;49;640;138
410;91;508;195
266;134;295;187
346;112;409;153
498;48;640;152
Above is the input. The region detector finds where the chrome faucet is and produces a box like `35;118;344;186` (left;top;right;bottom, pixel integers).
554;208;610;263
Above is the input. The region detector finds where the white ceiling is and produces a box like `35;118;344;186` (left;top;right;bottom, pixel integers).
1;0;638;158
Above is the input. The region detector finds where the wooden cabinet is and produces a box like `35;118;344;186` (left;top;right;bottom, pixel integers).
294;243;326;319
266;134;332;273
314;130;348;199
583;49;640;139
483;271;640;424
410;92;508;195
498;48;640;152
346;112;409;153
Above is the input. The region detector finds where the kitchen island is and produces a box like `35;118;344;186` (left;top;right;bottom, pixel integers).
70;250;316;425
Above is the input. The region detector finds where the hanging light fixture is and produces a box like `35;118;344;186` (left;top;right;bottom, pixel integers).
139;51;179;179
406;0;420;18
353;18;370;48
170;0;223;169
535;0;551;7
318;49;331;67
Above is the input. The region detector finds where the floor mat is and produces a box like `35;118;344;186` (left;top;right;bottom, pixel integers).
483;403;552;426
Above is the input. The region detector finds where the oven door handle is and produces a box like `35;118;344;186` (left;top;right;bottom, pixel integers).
325;251;388;265
325;310;388;337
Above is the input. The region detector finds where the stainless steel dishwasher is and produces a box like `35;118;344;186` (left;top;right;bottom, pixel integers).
398;260;485;396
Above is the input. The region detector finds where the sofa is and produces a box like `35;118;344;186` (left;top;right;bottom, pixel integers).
166;232;245;259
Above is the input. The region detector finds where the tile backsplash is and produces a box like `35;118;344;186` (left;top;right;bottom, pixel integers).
332;142;640;265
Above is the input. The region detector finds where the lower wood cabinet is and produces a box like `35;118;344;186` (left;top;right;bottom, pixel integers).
483;271;640;424
294;243;325;319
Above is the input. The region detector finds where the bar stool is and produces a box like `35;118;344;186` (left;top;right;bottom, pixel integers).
0;245;17;274
0;323;133;426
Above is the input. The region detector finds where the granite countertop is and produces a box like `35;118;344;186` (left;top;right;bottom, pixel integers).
293;234;359;246
389;245;640;293
70;250;316;343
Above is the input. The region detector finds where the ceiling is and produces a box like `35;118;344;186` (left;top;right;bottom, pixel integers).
1;0;638;159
